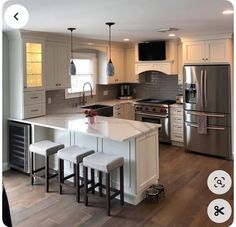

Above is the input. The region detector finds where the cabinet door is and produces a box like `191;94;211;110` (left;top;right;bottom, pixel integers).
205;39;230;63
24;41;44;90
54;44;71;89
124;48;137;83
183;41;205;64
108;47;124;84
45;42;71;90
45;42;55;90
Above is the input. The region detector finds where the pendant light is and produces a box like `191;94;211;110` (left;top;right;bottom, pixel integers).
68;27;76;75
106;22;115;76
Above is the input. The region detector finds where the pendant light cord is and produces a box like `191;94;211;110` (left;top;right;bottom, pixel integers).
109;24;111;61
71;30;73;60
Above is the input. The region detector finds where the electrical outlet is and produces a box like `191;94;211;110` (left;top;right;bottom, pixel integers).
48;97;52;104
103;90;108;96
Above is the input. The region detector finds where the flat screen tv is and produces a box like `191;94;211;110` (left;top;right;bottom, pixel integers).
138;41;166;61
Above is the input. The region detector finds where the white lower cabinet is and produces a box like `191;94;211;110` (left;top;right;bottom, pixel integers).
170;104;184;145
23;90;46;119
113;102;134;120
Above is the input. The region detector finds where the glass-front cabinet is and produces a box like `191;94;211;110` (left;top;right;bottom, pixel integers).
24;41;44;90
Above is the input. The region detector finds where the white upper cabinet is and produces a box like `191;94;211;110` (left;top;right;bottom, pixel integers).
45;42;71;90
23;40;45;90
183;38;232;64
98;47;124;84
124;47;138;83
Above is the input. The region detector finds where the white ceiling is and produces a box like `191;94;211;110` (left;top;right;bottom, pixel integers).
3;0;234;42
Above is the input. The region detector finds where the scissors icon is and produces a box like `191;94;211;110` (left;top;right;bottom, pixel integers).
214;205;224;216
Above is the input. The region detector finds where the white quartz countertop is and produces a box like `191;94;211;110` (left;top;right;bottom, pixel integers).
10;114;161;142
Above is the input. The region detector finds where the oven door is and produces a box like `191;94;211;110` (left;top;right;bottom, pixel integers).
135;112;170;143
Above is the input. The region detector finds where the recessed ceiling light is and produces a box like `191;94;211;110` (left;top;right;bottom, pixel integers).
222;10;234;14
168;33;176;37
157;27;179;33
88;42;93;45
123;38;130;42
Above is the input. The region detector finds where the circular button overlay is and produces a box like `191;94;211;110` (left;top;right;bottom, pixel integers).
207;199;232;224
4;4;29;29
207;170;232;195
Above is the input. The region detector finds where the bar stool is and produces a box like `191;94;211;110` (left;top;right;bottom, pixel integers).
83;152;124;216
57;145;95;202
29;140;64;192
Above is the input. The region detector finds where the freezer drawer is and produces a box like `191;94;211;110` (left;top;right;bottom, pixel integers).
184;110;231;127
184;122;231;159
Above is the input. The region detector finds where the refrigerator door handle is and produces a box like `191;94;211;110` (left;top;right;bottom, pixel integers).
204;70;207;108
186;111;225;118
200;70;204;109
187;123;225;130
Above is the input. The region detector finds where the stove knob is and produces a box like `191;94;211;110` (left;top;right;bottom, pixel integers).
145;107;149;111
152;108;156;112
139;107;143;110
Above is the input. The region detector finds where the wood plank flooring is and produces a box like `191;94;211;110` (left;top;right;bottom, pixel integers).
3;144;233;227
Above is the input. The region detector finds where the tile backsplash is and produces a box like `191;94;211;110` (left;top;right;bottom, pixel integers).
46;72;180;114
46;84;119;114
132;72;179;100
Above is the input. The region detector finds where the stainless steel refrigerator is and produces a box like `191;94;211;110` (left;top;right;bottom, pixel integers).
183;65;231;159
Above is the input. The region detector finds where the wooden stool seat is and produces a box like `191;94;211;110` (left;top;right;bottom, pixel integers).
83;152;124;216
57;145;95;202
29;140;64;192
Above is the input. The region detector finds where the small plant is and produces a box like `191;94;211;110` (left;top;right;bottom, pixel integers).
84;109;97;118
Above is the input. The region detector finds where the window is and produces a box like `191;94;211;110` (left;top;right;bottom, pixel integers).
65;52;97;99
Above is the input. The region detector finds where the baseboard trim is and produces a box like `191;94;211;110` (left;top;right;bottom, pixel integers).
2;162;9;172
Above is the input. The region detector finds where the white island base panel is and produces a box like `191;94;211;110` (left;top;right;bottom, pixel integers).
11;114;160;205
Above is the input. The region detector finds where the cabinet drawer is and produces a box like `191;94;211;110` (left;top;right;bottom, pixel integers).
113;104;123;111
171;123;184;133
171;107;183;115
113;112;123;118
171;132;184;142
171;115;183;123
24;91;45;105
24;103;45;119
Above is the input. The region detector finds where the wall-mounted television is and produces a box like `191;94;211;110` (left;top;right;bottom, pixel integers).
138;41;166;61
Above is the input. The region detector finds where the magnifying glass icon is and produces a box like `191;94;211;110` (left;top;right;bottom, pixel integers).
217;179;223;185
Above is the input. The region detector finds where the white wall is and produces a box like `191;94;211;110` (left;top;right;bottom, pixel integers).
2;32;10;171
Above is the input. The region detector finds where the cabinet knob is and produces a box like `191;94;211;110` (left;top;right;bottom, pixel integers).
202;58;205;60
205;58;208;60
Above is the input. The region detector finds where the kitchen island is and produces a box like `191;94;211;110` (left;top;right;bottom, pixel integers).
10;114;161;205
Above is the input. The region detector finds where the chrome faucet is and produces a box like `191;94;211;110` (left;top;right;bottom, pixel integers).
82;82;93;105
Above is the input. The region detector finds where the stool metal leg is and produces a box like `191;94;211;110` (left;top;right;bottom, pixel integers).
73;164;76;187
75;163;80;203
120;166;124;205
106;173;110;216
30;152;34;185
45;156;49;192
99;171;103;197
58;158;63;194
84;166;88;206
91;169;95;194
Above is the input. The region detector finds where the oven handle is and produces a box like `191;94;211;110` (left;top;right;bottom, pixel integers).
135;112;168;118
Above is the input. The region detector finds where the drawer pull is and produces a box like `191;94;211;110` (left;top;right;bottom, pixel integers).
30;96;39;99
31;109;39;112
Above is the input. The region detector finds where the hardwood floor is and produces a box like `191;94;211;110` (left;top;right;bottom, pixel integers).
3;144;233;227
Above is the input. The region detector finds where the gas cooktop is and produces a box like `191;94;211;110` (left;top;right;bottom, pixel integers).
136;99;176;105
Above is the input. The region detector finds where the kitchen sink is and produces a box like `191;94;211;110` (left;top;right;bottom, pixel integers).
81;104;113;117
81;104;111;110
